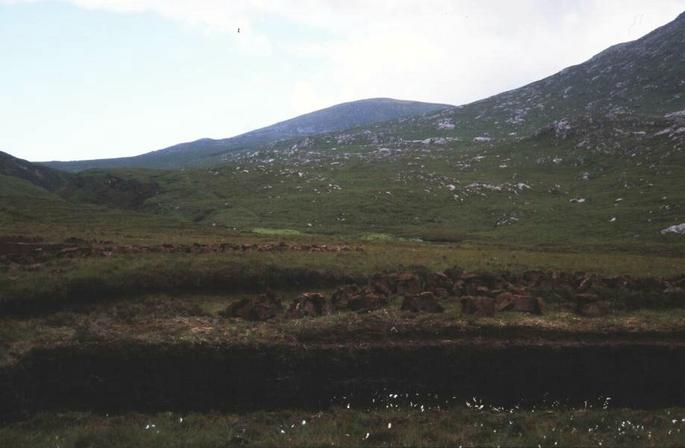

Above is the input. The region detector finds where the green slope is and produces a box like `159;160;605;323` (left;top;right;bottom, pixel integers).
107;112;679;250
0;150;161;212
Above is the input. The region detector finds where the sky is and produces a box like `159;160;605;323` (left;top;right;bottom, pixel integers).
1;0;684;162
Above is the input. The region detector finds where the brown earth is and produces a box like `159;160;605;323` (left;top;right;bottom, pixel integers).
0;239;365;265
286;292;329;318
401;292;445;313
495;292;545;315
220;291;283;321
460;296;496;317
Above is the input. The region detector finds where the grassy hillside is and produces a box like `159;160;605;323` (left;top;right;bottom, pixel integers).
64;112;677;252
0;163;186;242
4;112;683;252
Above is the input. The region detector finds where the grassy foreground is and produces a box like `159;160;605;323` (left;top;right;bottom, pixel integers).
3;405;685;448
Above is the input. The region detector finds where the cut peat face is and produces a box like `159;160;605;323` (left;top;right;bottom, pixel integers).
3;339;685;419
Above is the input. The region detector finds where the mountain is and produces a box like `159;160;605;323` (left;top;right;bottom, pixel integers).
42;98;452;172
95;11;681;248
43;12;685;173
0;151;159;209
7;12;685;249
0;150;69;192
386;11;685;140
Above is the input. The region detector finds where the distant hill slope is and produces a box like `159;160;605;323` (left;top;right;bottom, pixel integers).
0;150;69;192
42;98;452;172
386;11;685;140
0;150;159;209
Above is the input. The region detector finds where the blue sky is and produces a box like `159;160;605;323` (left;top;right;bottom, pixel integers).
1;0;684;161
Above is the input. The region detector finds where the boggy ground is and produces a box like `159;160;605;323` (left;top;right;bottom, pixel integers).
1;234;685;446
4;404;685;447
3;269;685;416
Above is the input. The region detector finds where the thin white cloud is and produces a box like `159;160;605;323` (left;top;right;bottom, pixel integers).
6;0;685;111
271;0;685;113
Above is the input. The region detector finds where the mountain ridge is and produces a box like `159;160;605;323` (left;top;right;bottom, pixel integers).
41;11;685;172
410;10;685;139
42;98;452;172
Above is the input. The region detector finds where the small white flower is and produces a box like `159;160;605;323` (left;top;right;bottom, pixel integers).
301;419;307;426
388;423;392;429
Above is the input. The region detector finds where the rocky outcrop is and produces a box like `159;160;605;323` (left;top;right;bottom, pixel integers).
661;223;685;235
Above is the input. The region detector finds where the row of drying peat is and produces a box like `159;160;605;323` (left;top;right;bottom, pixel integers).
0;240;364;265
222;269;685;321
2;265;684;317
